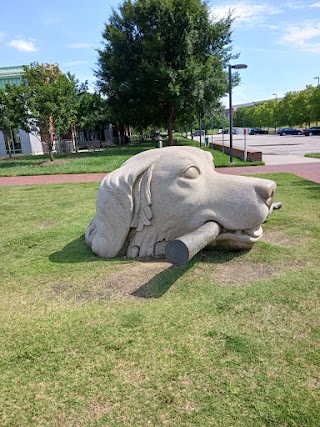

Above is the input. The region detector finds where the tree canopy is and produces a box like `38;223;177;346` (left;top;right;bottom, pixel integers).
233;84;320;130
96;0;237;144
23;63;78;160
0;84;30;157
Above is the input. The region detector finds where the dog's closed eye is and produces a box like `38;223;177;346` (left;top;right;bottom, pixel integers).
181;166;200;179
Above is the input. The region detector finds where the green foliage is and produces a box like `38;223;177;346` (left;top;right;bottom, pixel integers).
23;63;78;159
234;83;320;129
310;84;320;123
305;152;320;159
24;63;74;135
0;84;30;156
21;64;110;160
76;88;110;135
96;0;237;144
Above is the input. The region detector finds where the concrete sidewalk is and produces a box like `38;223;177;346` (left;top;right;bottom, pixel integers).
0;162;319;186
217;162;320;183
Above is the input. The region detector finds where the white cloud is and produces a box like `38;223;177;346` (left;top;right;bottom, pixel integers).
9;39;37;52
282;1;305;10
43;16;63;26
210;2;281;26
310;2;320;7
280;21;320;53
62;60;89;67
66;43;94;49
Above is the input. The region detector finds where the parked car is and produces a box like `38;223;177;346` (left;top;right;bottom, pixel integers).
249;128;268;135
302;126;320;136
277;128;302;136
192;130;205;137
216;129;228;134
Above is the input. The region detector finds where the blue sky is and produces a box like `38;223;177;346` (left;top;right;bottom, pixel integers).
1;0;320;105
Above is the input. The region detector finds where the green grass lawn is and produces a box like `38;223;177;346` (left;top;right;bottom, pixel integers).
0;173;319;426
0;139;263;177
305;153;320;159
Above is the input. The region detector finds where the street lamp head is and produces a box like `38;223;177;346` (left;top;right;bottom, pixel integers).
231;64;248;70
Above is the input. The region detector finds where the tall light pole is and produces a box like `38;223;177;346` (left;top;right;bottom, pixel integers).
228;63;247;163
273;93;278;133
314;76;319;86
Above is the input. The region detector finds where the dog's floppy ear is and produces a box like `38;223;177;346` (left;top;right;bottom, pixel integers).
85;152;159;258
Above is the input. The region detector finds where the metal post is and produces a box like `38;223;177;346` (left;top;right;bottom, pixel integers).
228;65;234;163
273;93;277;133
227;63;247;162
221;113;224;153
199;113;202;147
244;128;247;161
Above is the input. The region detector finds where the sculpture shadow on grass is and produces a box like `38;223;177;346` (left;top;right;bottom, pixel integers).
49;235;246;299
131;261;196;299
131;250;246;299
49;235;100;264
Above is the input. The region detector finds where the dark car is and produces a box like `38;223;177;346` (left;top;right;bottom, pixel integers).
277;127;302;136
302;126;320;136
249;128;268;135
191;130;205;137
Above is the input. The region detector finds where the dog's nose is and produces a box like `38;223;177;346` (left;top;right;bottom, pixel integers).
254;180;276;208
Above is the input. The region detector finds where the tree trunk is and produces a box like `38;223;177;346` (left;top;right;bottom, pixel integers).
48;142;54;161
7;138;13;159
72;123;78;153
166;105;175;146
49;114;54;161
4;131;13;158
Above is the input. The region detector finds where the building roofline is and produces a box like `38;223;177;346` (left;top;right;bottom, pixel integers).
0;66;25;76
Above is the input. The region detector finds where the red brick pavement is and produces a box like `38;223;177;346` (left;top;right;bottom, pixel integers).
0;163;319;186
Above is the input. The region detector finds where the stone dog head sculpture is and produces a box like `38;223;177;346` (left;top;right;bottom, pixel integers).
85;146;279;262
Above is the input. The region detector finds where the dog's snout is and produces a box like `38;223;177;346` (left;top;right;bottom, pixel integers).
254;180;276;207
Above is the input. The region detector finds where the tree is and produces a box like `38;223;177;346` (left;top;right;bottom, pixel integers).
0;84;30;158
96;0;237;145
310;85;320;124
23;63;78;161
76;88;110;147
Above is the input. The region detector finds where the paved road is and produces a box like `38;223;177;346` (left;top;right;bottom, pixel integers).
212;133;320;165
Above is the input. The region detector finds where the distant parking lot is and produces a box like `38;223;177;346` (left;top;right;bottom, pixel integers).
201;134;320;165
